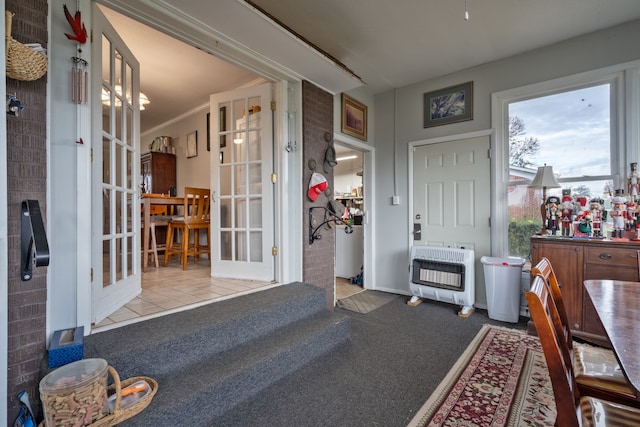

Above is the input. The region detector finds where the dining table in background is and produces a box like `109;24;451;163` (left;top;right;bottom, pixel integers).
583;279;640;398
141;194;184;272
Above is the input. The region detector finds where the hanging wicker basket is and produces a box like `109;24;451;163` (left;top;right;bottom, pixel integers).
5;11;48;81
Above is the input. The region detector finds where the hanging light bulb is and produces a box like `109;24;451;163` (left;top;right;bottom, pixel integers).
464;0;470;20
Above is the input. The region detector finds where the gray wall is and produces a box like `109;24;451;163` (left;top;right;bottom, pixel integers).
372;19;640;299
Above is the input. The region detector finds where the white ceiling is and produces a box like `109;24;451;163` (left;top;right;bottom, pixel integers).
99;6;260;133
99;1;640;134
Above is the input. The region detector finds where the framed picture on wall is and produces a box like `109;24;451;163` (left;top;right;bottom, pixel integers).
206;113;211;151
186;130;198;158
341;94;367;141
423;81;473;128
219;106;227;148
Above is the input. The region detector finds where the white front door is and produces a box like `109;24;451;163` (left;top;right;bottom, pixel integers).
91;6;141;323
210;84;275;281
412;136;491;303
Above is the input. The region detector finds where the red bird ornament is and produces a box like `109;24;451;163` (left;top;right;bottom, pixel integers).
63;4;87;44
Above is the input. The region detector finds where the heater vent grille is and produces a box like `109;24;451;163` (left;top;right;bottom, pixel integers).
409;246;475;309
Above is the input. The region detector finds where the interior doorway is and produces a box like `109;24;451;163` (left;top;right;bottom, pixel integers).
333;142;365;301
92;5;278;330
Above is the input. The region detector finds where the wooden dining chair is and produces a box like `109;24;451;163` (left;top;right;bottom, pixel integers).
163;187;210;270
532;257;640;407
526;276;640;426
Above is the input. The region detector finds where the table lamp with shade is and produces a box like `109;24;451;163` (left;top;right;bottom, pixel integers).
528;164;560;235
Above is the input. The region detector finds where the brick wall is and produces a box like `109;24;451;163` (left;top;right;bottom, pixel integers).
302;81;336;309
6;0;49;422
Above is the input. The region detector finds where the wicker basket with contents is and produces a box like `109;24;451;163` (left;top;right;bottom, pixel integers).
39;358;157;427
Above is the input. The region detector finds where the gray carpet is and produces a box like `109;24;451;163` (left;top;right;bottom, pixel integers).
337;290;398;314
212;296;528;426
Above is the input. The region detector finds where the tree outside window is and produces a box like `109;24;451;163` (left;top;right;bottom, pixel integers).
507;84;612;257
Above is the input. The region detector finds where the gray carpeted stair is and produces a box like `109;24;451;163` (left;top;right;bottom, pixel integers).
84;282;350;426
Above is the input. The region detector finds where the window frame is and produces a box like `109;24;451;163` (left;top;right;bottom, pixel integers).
490;64;638;256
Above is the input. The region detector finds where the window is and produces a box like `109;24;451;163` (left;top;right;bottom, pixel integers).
492;64;640;258
504;83;617;257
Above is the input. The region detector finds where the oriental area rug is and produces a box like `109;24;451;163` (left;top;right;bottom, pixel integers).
408;324;556;427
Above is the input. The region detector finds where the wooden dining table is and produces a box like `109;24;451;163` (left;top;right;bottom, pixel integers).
141;194;185;272
583;279;640;398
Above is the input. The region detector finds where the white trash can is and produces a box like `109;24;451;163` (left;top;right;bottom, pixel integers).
481;256;526;323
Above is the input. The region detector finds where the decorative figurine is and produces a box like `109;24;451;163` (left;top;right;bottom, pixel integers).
574;196;591;237
626;200;638;231
589;198;604;237
545;196;560;235
560;190;574;237
610;192;628;239
628;162;640;198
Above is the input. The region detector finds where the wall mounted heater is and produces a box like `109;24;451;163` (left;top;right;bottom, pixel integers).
409;246;475;316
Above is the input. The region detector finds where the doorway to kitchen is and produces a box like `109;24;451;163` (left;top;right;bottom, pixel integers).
334;142;366;301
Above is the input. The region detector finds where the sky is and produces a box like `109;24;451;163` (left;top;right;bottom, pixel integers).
509;83;615;199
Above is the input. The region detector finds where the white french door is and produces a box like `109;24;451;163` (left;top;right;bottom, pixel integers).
91;5;141;323
210;84;275;281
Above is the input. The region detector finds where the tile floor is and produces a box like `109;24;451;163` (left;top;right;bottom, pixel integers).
93;258;276;332
93;259;365;332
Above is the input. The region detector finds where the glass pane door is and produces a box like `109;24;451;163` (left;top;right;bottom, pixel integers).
211;84;274;280
92;6;141;323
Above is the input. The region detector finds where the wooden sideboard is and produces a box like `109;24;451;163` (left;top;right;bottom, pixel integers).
530;236;640;347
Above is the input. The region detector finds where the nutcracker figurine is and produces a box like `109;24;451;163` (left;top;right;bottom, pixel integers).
626;200;638;230
589;198;604;237
560;190;573;237
610;192;628;239
628;162;640;198
545;196;560;235
574;196;591;237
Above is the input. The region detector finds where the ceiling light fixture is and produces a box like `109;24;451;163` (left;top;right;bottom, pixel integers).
138;91;150;110
464;0;470;20
101;83;150;110
336;155;357;161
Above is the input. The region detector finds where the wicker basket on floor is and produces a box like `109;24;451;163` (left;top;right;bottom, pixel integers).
5;11;48;81
92;366;158;427
38;366;158;427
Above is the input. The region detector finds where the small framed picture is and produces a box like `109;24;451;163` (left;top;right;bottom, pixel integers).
219;106;227;148
186;130;197;158
424;81;473;128
341;94;367;141
206;113;211;151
